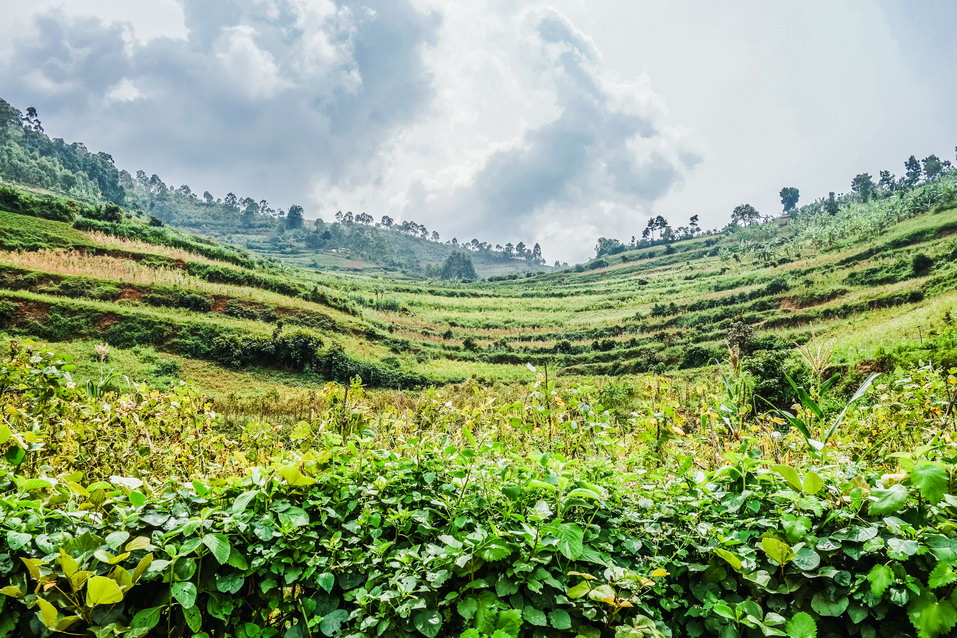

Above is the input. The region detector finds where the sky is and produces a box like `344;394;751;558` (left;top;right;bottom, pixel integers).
1;0;955;263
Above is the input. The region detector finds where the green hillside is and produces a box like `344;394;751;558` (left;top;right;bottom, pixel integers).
0;165;954;398
4;99;957;638
0;99;552;279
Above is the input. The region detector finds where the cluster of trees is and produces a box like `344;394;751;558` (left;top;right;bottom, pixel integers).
434;252;477;281
849;153;954;202
594;214;702;257
332;210;546;264
0;100;125;204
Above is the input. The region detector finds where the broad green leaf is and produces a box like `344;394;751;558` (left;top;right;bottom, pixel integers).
456;596;478;620
183;605;201;632
202;533;232;565
317;572;335;593
810;592;848;617
522;606;547;627
553;523;584;560
792;547;821;571
549;609;572;630
867;564;894;596
908;593;957;638
106;531;130;551
929;561;957;589
278;464;315;486
232;490;258;513
319;609;349;637
566;487;603;501
7;532;31;551
171;581;197;609
802;470;825;495
566;581;590;599
125;536;152;552
479;540;513;562
128;606;163;638
278;506;310;528
869;484;909;515
86;575;124;607
588;584;616;603
495;608;523;635
910;463;949;504
761;537;795;567
773;465;803;491
413;609;442;638
59;549;79;579
785;611;816;638
888;538;920;557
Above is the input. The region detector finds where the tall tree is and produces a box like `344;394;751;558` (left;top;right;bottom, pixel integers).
851;173;876;201
922;154;945;181
438;252;477;281
824;192;839;215
286;204;304;230
779;187;800;213
904;155;922;187
730;204;760;226
878;170;896;193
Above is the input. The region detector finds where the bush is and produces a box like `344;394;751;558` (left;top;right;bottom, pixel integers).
912;252;935;276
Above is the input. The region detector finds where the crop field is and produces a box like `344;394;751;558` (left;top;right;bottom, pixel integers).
0;175;957;638
0;178;955;396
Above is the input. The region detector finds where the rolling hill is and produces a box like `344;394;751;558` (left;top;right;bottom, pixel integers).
0;164;954;401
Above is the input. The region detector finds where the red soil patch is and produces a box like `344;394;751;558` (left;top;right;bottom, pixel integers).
118;287;143;302
211;296;230;313
12;300;51;324
97;313;119;330
779;298;800;311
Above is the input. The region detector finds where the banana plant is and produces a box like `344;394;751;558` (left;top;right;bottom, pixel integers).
778;372;879;458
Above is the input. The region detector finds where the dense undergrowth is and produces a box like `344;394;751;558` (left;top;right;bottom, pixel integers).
1;342;957;637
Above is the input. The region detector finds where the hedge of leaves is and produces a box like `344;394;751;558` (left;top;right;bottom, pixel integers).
0;347;956;637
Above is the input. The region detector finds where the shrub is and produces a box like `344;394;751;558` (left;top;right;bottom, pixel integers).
912;252;935;276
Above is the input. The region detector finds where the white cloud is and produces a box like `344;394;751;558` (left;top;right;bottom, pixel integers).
214;26;291;101
105;78;144;103
315;3;701;261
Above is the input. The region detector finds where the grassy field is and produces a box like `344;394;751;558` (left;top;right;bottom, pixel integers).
0;176;955;398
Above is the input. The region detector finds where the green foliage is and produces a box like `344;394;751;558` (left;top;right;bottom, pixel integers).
439;251;478;281
1;343;957;636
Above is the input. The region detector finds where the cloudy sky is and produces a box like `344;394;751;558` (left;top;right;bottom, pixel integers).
2;1;955;262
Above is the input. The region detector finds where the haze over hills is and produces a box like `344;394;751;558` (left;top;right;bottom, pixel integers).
0;99;553;279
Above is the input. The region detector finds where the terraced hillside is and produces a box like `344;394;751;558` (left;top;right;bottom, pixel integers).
0;173;955;397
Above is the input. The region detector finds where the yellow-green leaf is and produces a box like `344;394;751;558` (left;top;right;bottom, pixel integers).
713;548;742;571
86;575;124;607
59;549;79;579
760;537;795;567
125;536;152;552
277;464;315;486
802;470;825;495
35;597;58;629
